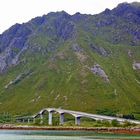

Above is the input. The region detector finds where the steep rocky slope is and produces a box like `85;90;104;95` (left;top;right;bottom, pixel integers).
0;2;140;119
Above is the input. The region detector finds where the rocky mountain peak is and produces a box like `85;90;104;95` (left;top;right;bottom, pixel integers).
112;2;140;17
0;2;140;73
131;2;140;8
46;11;70;19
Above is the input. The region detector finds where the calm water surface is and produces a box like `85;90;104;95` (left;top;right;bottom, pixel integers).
0;130;140;140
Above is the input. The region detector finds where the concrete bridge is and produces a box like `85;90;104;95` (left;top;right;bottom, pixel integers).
16;108;140;125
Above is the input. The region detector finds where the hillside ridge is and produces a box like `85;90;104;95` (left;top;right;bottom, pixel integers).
0;2;140;119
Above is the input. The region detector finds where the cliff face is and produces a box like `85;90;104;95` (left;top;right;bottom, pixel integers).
0;3;140;73
0;3;140;118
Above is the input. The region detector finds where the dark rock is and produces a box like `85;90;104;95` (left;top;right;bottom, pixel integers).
95;15;116;27
0;56;7;72
47;11;70;19
0;6;140;73
112;2;140;23
89;43;108;56
44;12;76;40
0;23;21;51
0;43;29;73
103;8;111;15
72;12;88;21
0;23;32;51
0;22;32;73
30;15;46;26
53;20;75;40
112;2;132;16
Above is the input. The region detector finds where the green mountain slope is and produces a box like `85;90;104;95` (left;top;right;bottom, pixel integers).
0;2;140;119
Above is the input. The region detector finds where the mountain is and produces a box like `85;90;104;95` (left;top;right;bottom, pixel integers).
0;2;140;119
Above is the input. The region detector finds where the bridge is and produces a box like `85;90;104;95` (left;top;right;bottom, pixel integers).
16;108;140;125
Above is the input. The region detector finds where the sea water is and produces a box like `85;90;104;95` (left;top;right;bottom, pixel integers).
0;130;140;140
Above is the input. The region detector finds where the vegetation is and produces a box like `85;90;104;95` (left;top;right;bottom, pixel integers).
0;113;15;123
0;2;140;122
14;117;138;128
111;120;119;127
0;112;137;128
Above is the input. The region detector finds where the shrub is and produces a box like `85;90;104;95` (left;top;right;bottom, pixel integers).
123;120;136;127
111;119;119;127
102;120;111;127
96;109;117;116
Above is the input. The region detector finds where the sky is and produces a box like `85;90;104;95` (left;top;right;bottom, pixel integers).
0;0;139;33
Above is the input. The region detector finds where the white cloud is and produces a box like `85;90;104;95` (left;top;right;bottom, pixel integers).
0;0;139;33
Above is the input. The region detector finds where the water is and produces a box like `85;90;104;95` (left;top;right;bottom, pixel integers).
0;130;140;140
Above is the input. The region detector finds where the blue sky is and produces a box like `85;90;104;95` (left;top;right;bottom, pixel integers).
0;0;138;33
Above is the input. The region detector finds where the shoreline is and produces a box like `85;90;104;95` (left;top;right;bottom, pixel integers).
0;125;140;134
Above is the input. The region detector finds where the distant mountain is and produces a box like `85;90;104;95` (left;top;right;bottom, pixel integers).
0;2;140;119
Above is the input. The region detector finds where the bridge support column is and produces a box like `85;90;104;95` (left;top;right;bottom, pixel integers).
59;113;64;125
75;116;81;125
33;118;36;123
48;111;53;125
28;119;30;123
40;114;43;124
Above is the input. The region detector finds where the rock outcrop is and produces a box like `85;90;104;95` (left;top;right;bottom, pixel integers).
133;61;140;70
89;43;109;57
4;70;31;89
91;64;109;82
71;43;83;52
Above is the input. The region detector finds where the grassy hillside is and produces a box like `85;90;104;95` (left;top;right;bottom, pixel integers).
0;2;140;119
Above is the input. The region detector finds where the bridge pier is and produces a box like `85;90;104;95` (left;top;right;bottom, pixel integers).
75;116;81;125
59;113;64;125
48;111;53;125
28;119;30;123
33;118;36;123
40;114;43;124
